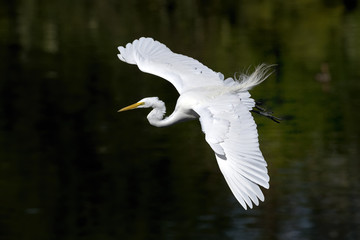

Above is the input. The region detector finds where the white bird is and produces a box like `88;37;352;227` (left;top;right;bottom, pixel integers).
117;37;275;210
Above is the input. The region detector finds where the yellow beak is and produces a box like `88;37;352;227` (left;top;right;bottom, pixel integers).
118;102;144;112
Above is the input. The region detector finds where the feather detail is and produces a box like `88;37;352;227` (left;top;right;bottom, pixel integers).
194;93;269;209
117;37;224;94
230;64;276;92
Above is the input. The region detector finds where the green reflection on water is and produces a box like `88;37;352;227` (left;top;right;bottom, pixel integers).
1;0;360;239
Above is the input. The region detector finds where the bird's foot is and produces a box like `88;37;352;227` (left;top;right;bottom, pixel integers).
252;104;281;123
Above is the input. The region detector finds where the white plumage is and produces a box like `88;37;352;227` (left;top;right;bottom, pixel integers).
118;37;273;210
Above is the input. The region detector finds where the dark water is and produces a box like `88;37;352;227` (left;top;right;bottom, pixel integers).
1;1;360;239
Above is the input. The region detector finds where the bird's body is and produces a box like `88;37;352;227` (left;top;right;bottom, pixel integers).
117;37;274;210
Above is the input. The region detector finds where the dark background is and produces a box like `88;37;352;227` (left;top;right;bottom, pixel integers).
1;0;360;239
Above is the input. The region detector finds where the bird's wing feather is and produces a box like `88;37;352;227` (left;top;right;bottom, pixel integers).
118;37;223;94
194;93;269;210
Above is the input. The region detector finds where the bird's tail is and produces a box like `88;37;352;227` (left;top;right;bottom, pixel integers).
231;64;276;92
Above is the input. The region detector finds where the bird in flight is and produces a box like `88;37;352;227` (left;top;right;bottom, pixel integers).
117;37;277;209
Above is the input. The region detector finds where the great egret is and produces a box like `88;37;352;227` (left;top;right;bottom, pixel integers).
117;37;276;210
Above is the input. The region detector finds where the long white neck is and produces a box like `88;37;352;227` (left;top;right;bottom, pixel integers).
146;99;196;127
147;100;168;127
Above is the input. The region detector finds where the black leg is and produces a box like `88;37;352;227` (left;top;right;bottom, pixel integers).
252;105;281;123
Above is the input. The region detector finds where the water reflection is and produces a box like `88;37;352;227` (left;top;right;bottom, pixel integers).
1;0;360;239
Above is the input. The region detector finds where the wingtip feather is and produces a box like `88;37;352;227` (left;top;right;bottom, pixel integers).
117;37;166;65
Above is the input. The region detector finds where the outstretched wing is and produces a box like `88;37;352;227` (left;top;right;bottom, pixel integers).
117;37;224;94
194;92;269;210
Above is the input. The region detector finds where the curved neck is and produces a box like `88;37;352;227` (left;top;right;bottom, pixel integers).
147;101;194;127
147;104;166;127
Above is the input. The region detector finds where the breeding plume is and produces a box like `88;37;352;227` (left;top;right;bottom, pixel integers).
118;37;275;209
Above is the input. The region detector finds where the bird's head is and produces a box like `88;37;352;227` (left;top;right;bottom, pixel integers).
118;97;161;112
